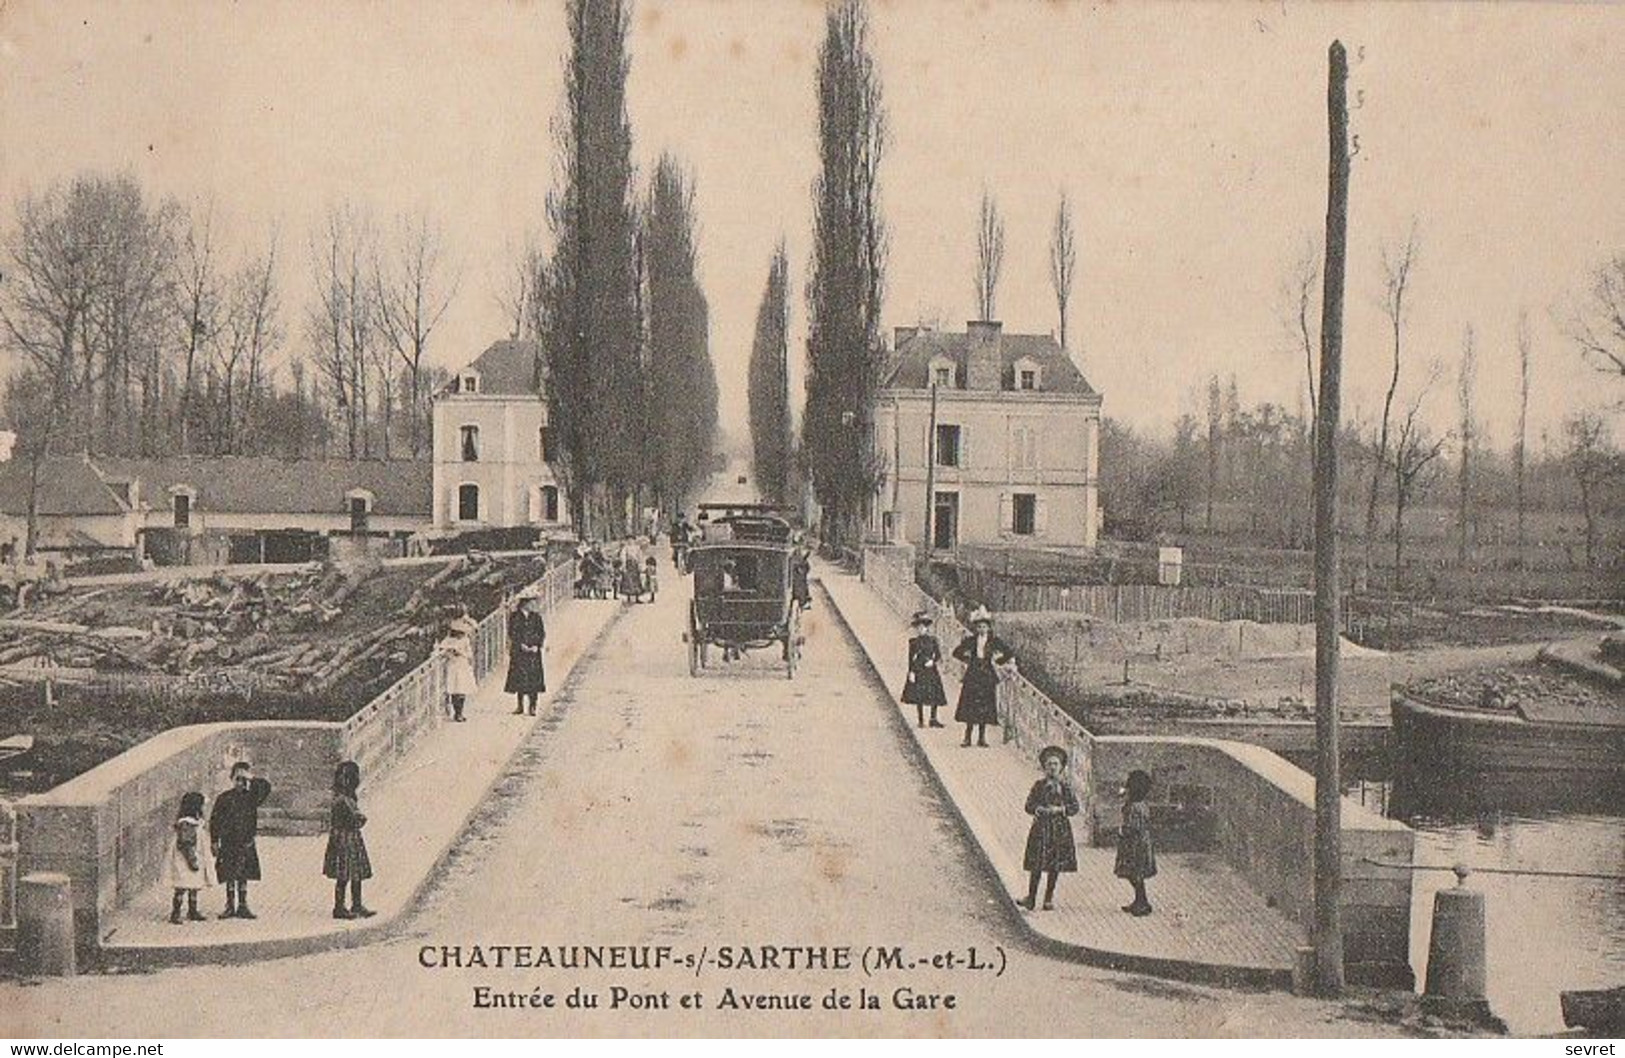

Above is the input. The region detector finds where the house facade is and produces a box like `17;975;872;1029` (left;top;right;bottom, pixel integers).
430;338;568;532
871;321;1103;551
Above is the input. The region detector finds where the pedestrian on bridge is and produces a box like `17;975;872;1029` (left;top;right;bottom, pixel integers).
1019;746;1080;911
952;606;1014;748
1115;769;1157;917
324;760;374;920
441;611;478;722
505;595;547;716
163;791;214;924
902;611;946;728
210;761;272;919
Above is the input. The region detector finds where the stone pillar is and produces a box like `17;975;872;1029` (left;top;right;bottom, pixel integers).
17;872;76;976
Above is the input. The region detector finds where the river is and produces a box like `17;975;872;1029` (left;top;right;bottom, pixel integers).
1345;772;1624;1036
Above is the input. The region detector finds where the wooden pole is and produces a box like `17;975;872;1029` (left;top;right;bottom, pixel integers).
922;383;939;562
1311;39;1351;995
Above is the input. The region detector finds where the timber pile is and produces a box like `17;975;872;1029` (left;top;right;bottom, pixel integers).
0;552;548;700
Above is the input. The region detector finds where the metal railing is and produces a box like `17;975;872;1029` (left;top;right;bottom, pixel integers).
341;556;575;777
857;547;1097;823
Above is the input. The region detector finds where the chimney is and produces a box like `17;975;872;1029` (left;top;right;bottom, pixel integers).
965;320;1003;391
893;325;918;350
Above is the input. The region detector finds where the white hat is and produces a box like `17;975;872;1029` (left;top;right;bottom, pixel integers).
968;605;993;626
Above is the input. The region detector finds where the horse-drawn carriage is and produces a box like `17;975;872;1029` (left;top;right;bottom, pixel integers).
683;508;804;678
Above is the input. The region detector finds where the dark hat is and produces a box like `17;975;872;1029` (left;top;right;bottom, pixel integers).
1125;769;1154;799
910;610;933;627
1039;745;1068;767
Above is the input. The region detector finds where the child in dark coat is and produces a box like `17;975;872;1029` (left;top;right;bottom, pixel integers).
210;761;271;919
902;611;947;728
1019;745;1080;911
1115;769;1158;916
323;760;374;920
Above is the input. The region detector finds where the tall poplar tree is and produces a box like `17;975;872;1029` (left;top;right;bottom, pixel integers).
541;0;644;536
748;242;792;504
803;0;887;548
645;153;719;515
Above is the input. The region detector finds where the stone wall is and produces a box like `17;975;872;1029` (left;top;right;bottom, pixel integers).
861;544;1416;988
1090;735;1415;987
9;558;575;955
14;721;342;948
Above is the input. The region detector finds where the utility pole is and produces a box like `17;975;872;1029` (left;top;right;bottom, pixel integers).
1311;39;1351;995
922;382;940;564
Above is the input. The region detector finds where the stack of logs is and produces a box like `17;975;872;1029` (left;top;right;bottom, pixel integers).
0;553;532;699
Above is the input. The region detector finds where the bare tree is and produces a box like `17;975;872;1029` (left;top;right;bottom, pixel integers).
1563;411;1621;567
1455;323;1477;567
974;188;1004;321
1568;253;1625;389
1048;192;1077;350
1390;366;1447;592
307;206;373;459
1282;237;1320;439
374;211;459;457
1515;309;1532;564
495;232;544;343
0;179;115;558
1365;221;1419;577
176;201;222;455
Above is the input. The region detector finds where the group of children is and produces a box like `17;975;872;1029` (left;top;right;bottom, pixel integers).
163;758;376;925
902;607;1157;917
575;543;657;602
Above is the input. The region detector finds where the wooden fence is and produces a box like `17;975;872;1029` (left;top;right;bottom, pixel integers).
957;565;1350;627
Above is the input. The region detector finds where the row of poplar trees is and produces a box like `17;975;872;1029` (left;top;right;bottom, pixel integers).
534;0;719;538
748;0;889;547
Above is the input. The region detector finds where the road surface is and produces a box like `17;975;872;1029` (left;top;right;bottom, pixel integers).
1;555;1423;1037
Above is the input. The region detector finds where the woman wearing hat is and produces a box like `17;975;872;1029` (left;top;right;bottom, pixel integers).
902;611;947;728
1020;745;1080;911
951;606;1014;747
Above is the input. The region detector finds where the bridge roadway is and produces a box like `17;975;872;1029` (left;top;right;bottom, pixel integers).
0;550;1415;1037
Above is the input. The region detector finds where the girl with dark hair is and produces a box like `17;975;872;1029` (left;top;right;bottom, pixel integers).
1018;746;1079;911
1115;769;1158;916
163;791;214;924
323;760;375;920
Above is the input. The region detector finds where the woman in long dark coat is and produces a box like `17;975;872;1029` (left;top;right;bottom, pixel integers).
1019;745;1080;911
323;760;374;920
902;611;947;728
951;606;1014;747
505;596;547;716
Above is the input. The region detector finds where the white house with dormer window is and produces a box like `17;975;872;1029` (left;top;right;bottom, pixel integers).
872;321;1102;551
430;338;568;531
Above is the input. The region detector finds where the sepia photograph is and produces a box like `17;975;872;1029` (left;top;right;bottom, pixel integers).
0;0;1620;1041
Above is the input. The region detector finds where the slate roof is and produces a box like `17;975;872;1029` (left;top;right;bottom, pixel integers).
884;327;1097;397
444;338;545;398
0;457;127;517
95;457;433;517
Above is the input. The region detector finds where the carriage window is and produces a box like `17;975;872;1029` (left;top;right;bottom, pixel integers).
720;555;760;593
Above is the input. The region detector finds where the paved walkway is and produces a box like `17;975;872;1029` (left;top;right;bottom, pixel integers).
97;591;625;962
816;559;1302;984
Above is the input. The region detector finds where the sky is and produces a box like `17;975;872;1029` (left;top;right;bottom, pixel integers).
2;0;1622;456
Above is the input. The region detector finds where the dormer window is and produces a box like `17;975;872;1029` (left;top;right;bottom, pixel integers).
461;374;480;394
928;355;958;390
1013;358;1042;391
